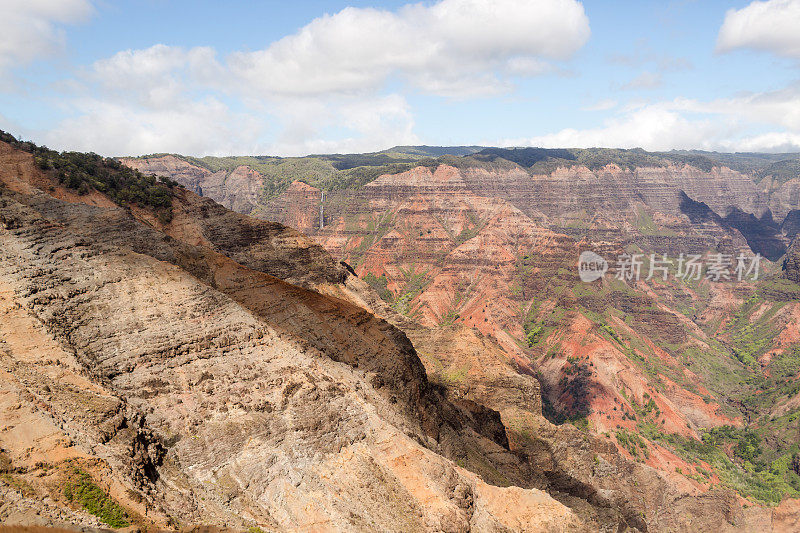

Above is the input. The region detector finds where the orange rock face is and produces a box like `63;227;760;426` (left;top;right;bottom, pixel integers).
104;149;800;528
260;161;798;491
1;141;598;531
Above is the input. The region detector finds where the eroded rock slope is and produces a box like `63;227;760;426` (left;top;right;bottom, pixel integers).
1;141;584;531
3;139;800;532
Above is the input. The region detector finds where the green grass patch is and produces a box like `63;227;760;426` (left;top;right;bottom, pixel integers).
638;425;800;504
727;294;785;368
615;428;650;460
63;468;131;528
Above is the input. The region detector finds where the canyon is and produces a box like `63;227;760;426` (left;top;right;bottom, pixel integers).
0;138;799;531
124;146;800;526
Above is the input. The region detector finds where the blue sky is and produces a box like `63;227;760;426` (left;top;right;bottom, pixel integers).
1;0;800;156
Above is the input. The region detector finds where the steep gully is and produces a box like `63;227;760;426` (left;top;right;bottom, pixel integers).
121;154;800;529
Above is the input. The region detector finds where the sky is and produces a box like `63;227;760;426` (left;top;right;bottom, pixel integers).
1;0;800;156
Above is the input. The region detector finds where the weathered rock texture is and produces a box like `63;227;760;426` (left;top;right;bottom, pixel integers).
120;155;265;215
5;142;800;532
1;142;591;531
785;236;800;283
249;161;799;530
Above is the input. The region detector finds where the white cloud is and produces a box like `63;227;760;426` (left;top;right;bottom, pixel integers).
728;131;800;152
228;0;590;98
500;85;800;152
717;0;800;58
43;0;590;156
45;96;264;156
0;0;92;74
88;45;224;109
43;42;420;156
267;94;419;156
40;44;257;156
620;71;663;91
503;106;726;151
92;45;222;90
658;84;800;135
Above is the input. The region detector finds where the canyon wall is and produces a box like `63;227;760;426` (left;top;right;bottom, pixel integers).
14;144;799;529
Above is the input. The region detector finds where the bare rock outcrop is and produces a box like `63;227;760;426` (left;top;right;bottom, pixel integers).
0;141;589;531
784;236;800;283
4;140;799;531
120;156;265;215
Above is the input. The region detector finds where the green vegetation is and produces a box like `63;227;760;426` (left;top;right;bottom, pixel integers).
363;272;393;303
756;158;800;186
727;293;785;368
363;265;431;318
667;149;799;175
447;146;800;182
573;148;674;171
770;347;800;382
758;278;800;302
521;299;549;348
525;324;544;347
0;130;177;222
634;206;658;235
123;143;800;204
168;151;440;201
599;323;623;345
526;251;800;504
633;206;678;237
615;428;650;459
454;212;486;245
384;145;484;158
63;468;131;528
430;211;485;247
439;308;461;327
638;424;800;503
391;266;431;317
636;393;661;420
471;146;724;174
343;211;395;266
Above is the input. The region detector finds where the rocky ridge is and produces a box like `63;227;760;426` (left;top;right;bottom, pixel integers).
1;141;586;531
4;139;800;531
785;236;800;283
120;155;265;215
171;156;800;519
